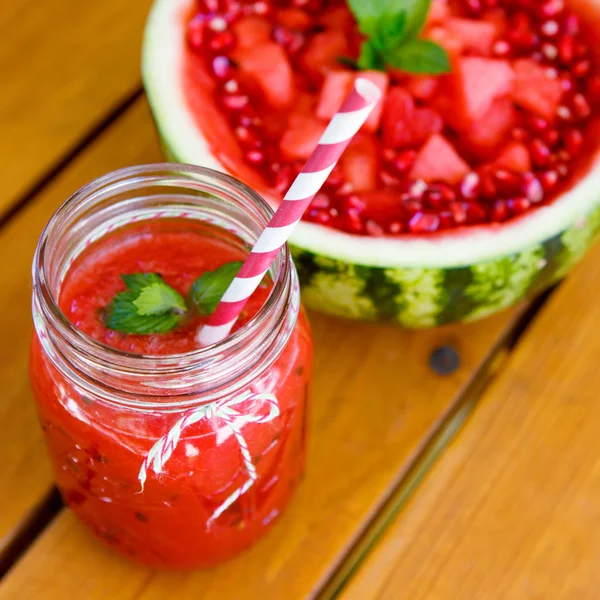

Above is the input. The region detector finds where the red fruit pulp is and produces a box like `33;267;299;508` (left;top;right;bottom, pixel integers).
30;217;312;568
183;0;600;236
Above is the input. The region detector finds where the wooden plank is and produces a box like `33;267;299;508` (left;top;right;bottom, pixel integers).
0;97;521;597
339;237;600;600
0;0;151;215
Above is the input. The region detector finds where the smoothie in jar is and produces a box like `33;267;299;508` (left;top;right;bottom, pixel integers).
30;165;312;569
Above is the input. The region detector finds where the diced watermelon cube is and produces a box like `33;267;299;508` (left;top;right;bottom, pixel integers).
280;115;327;160
238;43;293;109
426;26;463;55
276;8;312;31
428;0;451;24
406;76;439;101
445;18;499;55
460;97;516;157
494;141;532;172
341;134;379;191
410;134;470;184
233;17;272;49
316;70;355;120
456;57;515;122
382;88;443;149
512;59;563;120
361;190;403;221
357;71;389;132
300;30;348;82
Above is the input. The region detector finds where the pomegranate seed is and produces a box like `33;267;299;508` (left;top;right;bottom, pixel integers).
439;211;454;230
340;194;366;213
572;59;591;78
557;163;569;177
403;199;423;215
523;173;544;203
480;174;498;199
250;1;270;16
541;20;559;37
460;172;480;200
409;212;440;233
211;56;233;79
543;129;560;147
529;139;552;167
586;75;600;103
528;116;549;132
494;169;522;194
234;126;262;148
187;15;206;50
575;41;589;58
208;16;228;32
450;202;467;224
273;165;294;193
409;180;428;199
388;221;404;234
425;190;444;210
571;93;591;119
558;71;574;93
538;0;564;18
465;0;483;15
491;199;508;222
345;209;364;234
493;40;511;57
308;209;331;225
512;127;529;143
200;0;221;11
208;30;235;52
557;149;570;162
325;165;344;189
540;170;559;191
507;197;531;215
221;93;250;111
465;203;487;224
542;43;558;60
556;105;573;121
545;67;559;79
563;14;580;35
557;35;574;64
273;27;305;54
483;0;498;6
390;150;417;175
310;193;330;210
245;150;265;166
365;220;384;236
565;129;583;155
223;0;243;20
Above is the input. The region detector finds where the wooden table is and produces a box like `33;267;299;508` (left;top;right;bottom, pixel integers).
1;3;600;598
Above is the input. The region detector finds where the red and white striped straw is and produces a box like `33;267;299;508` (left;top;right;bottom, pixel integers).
198;78;382;346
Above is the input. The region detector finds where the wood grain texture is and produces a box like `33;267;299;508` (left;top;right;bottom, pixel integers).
0;0;151;215
0;98;520;597
0;100;162;558
340;237;600;600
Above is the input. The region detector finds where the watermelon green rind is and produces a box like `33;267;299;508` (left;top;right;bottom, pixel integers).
291;202;600;326
142;0;600;327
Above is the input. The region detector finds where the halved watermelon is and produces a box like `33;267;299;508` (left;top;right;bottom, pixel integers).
143;0;600;327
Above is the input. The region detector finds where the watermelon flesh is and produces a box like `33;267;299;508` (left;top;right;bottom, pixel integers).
512;59;564;120
410;134;470;184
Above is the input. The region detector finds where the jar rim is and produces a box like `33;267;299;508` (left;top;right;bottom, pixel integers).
32;163;296;402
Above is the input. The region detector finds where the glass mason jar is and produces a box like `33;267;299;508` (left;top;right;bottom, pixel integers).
30;164;312;569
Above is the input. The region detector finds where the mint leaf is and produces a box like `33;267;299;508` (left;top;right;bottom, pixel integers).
373;12;408;49
121;273;163;295
397;0;432;39
134;282;186;316
190;261;243;316
347;0;381;36
357;40;387;71
387;39;450;74
104;273;186;334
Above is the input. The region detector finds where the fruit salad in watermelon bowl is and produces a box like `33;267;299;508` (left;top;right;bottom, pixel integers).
142;0;600;327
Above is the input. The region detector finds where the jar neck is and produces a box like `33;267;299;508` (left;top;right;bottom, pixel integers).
32;164;298;409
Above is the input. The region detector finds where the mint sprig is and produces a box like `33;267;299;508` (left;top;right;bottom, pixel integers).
190;261;243;316
104;262;243;335
347;0;450;75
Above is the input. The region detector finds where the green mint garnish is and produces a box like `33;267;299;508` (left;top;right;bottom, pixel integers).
103;262;244;335
347;0;450;75
190;261;243;316
105;274;186;334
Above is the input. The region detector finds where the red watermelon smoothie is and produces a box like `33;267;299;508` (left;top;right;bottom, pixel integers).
29;165;312;569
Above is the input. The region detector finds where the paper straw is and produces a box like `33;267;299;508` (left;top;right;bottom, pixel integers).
198;78;382;346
